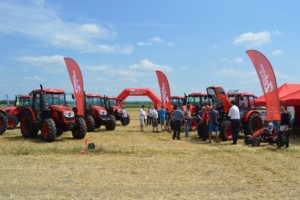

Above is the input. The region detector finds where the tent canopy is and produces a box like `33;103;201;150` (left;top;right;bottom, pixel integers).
255;83;300;106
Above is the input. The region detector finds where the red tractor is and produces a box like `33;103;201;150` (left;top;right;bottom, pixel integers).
183;93;210;131
170;96;186;112
84;93;116;131
4;95;30;129
205;86;263;141
20;85;86;142
101;96;130;125
0;108;8;135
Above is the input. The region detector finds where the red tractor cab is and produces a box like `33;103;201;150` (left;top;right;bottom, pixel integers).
84;93;116;131
170;96;186;112
4;94;30;129
0;108;8;135
185;93;210;131
205;86;263;141
20;85;86;142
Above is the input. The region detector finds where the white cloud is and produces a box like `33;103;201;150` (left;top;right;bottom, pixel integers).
19;55;64;65
220;57;244;64
24;75;43;81
87;65;110;72
272;50;283;56
233;31;271;47
129;59;173;72
218;68;256;78
0;0;132;54
233;57;244;64
137;36;173;47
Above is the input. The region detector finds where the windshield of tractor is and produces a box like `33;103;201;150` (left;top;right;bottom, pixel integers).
44;93;66;106
86;96;102;106
171;98;184;106
108;99;118;106
20;97;30;107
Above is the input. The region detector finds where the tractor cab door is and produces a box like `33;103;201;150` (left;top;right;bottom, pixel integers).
31;92;42;120
206;86;231;113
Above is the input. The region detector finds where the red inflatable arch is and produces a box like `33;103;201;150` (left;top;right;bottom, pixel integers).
117;88;161;108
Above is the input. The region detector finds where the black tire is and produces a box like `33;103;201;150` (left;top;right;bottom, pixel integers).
244;136;252;145
190;116;198;131
72;117;86;139
220;120;232;141
197;121;207;140
0;114;8;135
85;115;95;132
41;118;56;142
244;113;263;136
20;110;38;138
252;137;261;147
105;115;116;130
7;114;18;129
94;120;101;129
126;114;130;125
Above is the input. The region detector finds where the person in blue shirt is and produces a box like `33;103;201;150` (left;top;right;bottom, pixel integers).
159;105;166;132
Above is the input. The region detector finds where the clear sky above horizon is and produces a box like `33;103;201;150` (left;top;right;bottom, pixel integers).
1;0;300;101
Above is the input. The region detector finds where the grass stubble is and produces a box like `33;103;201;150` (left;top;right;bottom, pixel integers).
0;108;299;200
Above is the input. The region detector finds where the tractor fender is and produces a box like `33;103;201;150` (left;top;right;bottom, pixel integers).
0;109;7;116
242;110;260;122
22;107;38;121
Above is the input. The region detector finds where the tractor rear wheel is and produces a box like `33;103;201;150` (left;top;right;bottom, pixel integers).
85;115;95;132
197;121;207;140
220;120;233;141
105;115;116;130
244;136;252;145
0;114;8;135
252;137;261;147
41;118;56;142
72;117;86;139
244;113;263;136
94;120;101;129
20;110;38;138
7;114;18;129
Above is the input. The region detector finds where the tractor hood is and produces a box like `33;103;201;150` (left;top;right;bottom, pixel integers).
90;105;107;115
50;105;74;116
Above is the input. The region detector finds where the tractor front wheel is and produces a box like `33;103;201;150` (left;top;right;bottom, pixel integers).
72;117;86;139
126;114;130;125
41;118;56;142
0;114;8;135
20;110;38;138
85;115;95;132
7;114;18;129
105;115;116;130
220;121;233;141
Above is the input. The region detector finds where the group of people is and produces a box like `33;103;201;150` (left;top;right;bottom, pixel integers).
136;100;292;147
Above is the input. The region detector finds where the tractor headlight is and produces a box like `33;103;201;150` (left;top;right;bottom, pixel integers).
99;110;107;115
64;111;75;118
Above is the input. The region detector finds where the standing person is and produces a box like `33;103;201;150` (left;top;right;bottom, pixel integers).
159;105;166;132
121;106;128;126
228;100;240;145
172;105;184;140
140;105;146;131
197;106;209;141
152;107;159;133
208;104;219;143
184;105;192;138
278;106;291;148
165;108;172;132
147;106;153;126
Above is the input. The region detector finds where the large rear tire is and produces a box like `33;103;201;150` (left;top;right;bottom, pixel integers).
20;110;38;138
7;114;18;129
72;117;86;139
0;114;8;135
41;118;56;142
85;115;95;132
220;120;233;141
244;113;263;136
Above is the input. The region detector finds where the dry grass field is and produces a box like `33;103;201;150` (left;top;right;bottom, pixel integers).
0;108;300;200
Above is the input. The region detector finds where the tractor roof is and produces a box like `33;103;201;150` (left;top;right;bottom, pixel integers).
85;93;102;97
188;93;207;97
19;94;30;98
170;96;185;99
227;92;256;97
32;88;65;94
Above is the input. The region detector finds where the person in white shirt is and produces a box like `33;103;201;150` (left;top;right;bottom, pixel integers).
140;105;146;131
228;100;240;144
121;107;128;126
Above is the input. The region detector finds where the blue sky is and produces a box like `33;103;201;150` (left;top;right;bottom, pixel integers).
1;0;300;101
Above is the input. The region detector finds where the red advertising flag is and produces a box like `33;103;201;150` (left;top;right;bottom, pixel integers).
64;57;85;116
246;50;280;121
155;70;172;110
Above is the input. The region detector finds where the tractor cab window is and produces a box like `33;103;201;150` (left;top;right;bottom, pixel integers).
86;97;101;106
239;96;249;108
21;98;30;107
109;99;117;106
44;93;66;106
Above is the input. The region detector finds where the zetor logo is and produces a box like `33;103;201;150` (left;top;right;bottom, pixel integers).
129;89;145;95
161;83;169;103
72;70;81;93
259;63;274;93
